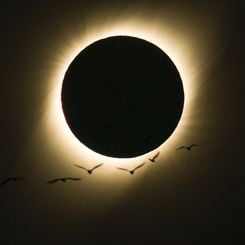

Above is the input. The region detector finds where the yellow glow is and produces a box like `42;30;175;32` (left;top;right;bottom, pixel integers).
42;15;207;174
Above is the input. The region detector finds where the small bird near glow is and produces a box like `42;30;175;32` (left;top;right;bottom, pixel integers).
0;177;29;186
46;177;81;184
74;163;104;174
116;163;145;175
176;144;199;151
148;151;160;163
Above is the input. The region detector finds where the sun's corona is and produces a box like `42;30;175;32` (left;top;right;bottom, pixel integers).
44;17;197;167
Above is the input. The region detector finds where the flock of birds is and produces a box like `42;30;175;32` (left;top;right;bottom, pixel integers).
0;144;199;186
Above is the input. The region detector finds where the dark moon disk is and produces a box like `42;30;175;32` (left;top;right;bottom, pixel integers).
61;36;184;158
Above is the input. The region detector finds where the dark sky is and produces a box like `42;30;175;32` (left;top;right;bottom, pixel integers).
0;1;244;244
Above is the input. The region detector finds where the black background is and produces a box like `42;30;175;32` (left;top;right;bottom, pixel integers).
0;1;244;244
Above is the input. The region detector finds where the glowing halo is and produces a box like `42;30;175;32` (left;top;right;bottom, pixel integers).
43;17;200;169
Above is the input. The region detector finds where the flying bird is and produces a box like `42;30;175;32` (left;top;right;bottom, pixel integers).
74;163;104;174
148;151;160;162
0;177;29;186
46;177;81;184
176;144;199;151
116;162;145;175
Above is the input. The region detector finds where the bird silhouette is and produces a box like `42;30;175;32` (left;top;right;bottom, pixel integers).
176;144;199;151
0;177;29;186
74;163;104;174
46;177;81;184
116;162;145;175
148;151;160;162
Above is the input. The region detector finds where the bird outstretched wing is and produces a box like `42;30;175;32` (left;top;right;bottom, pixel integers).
176;146;186;151
190;144;199;148
1;177;29;186
133;162;145;171
66;177;81;181
152;151;160;160
91;163;103;171
74;164;88;171
0;178;11;186
116;167;129;172
46;178;60;184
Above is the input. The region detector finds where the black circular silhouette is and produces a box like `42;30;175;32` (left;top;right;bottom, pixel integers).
61;36;184;158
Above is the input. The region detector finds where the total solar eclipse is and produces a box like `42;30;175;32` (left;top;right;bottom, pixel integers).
61;36;184;158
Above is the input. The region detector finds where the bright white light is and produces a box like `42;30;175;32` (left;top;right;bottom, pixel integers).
43;16;202;170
